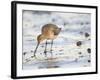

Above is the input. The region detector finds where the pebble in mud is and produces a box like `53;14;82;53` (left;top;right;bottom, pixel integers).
88;60;91;63
40;53;42;55
76;41;82;47
25;59;30;62
78;52;82;55
23;52;27;55
63;22;67;26
50;50;53;51
87;48;91;53
31;50;33;53
86;22;90;25
85;32;90;38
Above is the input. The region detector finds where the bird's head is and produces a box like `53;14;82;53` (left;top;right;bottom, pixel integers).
37;34;45;44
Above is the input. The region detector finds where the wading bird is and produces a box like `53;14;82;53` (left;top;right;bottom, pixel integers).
31;24;61;58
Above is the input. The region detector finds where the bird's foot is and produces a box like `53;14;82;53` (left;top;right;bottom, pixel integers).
31;55;37;59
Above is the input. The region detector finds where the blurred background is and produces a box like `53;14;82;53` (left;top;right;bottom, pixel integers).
22;10;91;70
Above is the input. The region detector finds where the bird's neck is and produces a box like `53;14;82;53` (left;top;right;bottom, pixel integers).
37;34;46;43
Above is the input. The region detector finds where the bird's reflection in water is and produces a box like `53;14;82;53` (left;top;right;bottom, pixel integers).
38;58;60;69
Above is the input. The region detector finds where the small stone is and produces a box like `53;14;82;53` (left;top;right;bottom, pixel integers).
85;33;90;37
25;59;30;62
31;50;33;53
50;50;53;51
87;48;91;53
23;52;27;55
40;53;42;54
78;52;82;54
86;22;89;24
64;22;67;26
76;41;82;47
88;60;91;62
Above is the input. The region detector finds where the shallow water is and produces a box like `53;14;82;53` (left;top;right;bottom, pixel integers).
22;11;91;70
23;54;90;69
22;42;91;70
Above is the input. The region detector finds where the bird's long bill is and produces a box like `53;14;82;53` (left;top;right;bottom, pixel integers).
34;43;40;55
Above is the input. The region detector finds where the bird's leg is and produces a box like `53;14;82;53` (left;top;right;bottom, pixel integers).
50;40;53;56
44;40;47;57
31;43;39;58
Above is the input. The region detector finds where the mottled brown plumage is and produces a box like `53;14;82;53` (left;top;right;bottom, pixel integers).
32;24;61;58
